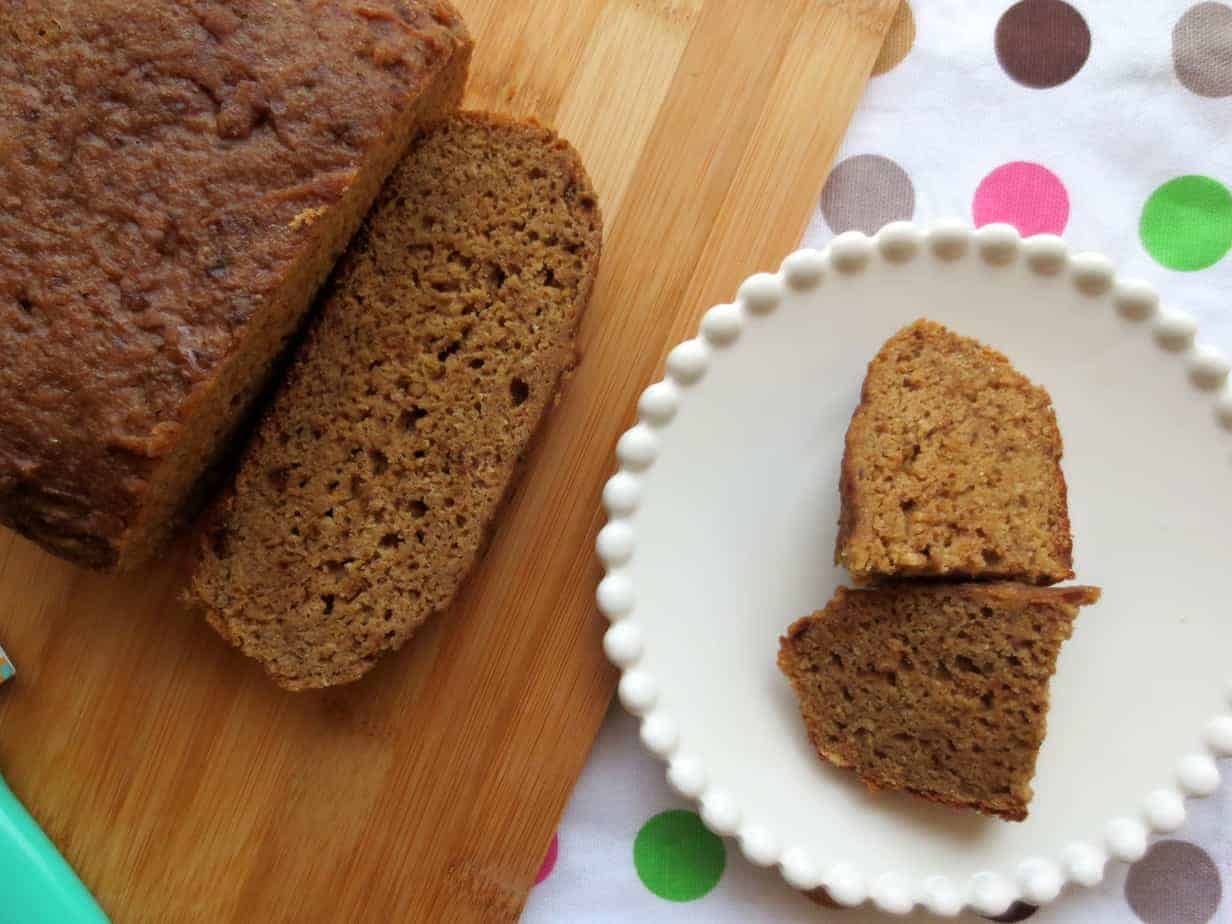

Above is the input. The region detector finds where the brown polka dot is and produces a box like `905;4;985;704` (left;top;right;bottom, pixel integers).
984;902;1038;922
995;0;1092;88
872;1;915;76
1173;2;1232;97
805;886;840;908
820;154;915;235
1125;840;1222;924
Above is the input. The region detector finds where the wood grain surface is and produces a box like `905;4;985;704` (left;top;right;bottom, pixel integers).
0;1;896;920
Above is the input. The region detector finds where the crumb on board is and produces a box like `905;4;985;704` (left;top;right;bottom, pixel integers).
289;206;328;230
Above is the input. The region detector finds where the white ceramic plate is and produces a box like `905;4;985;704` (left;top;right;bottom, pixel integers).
596;221;1232;917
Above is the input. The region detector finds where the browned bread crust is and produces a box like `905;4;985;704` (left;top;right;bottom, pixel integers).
0;0;471;569
836;319;1073;586
778;582;1099;821
187;113;603;689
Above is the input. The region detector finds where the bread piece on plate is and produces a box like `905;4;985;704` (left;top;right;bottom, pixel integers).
188;113;603;689
778;581;1100;821
836;319;1074;585
0;0;471;569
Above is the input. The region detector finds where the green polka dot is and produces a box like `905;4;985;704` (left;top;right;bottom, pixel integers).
633;810;726;902
1140;174;1232;271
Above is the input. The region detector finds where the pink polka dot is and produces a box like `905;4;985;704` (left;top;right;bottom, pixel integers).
534;833;559;886
972;162;1069;236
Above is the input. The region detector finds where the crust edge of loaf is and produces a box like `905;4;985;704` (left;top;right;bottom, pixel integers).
0;6;473;572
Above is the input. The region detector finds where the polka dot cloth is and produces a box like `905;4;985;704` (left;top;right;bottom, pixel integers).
1125;841;1223;924
973;161;1070;236
1140;175;1232;271
632;810;725;902
1173;3;1232;97
534;832;559;886
527;2;1232;921
982;902;1037;922
820;154;915;233
872;0;915;76
995;0;1091;88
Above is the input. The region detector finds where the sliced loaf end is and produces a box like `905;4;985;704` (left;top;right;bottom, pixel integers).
187;112;602;689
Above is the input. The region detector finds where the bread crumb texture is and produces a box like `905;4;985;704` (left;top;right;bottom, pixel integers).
836;319;1073;585
778;582;1099;821
188;113;602;689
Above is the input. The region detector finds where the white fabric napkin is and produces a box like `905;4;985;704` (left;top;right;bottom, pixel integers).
525;2;1232;920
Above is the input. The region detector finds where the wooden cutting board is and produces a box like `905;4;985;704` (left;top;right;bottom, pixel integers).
0;1;896;920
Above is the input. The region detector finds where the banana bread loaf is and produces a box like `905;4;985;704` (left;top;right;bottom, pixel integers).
187;113;603;689
778;582;1100;821
0;0;471;569
836;319;1074;585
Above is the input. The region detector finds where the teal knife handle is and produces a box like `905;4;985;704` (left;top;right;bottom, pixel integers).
0;773;110;924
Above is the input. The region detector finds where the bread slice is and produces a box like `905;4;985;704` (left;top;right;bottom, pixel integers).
186;113;602;689
836;319;1073;585
778;582;1099;821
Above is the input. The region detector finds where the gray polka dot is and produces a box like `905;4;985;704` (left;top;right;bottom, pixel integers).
872;1;915;76
985;901;1038;922
820;154;915;235
1125;840;1222;924
804;886;839;908
1174;2;1232;97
